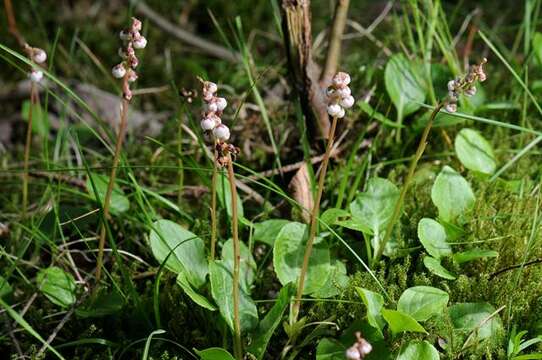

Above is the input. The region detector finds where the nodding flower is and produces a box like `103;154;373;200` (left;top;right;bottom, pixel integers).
111;17;147;100
445;58;487;113
345;332;372;360
24;46;47;83
326;71;355;118
199;79;239;167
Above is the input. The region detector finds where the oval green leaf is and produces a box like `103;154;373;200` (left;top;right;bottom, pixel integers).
221;238;257;293
209;260;258;333
397;340;440;360
37;267;76;308
149;219;208;288
384;53;426;119
195;347;236;360
449;302;504;341
355;287;385;333
273;222;331;295
454;128;497;175
253;219;290;246
381;309;427;336
397;286;449;321
417;218;452;259
86;173;130;215
453;249;498;264
431;166;475;223
423;257;456;280
176;272;216;311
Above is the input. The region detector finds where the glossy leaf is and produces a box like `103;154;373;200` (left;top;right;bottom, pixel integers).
382;309;427;336
397;286;449;321
176;272;216;311
253;219;290;246
417;218;452;259
454;128;497;175
37;267;76;308
384;53;426;119
315;338;346;359
217;172;244;219
21;100;49;137
209;261;258;333
149;219;208;288
449;302;504;341
221;238;256;293
431;166;475;223
273;222;331;295
311;261;349;298
195;347;236;360
86;173;129;215
356;287;385;332
423;257;456;280
397;341;440;360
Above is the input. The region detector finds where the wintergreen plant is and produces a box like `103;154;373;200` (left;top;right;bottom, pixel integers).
96;17;147;283
293;71;355;321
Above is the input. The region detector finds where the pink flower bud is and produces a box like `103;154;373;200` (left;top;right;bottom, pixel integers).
358;339;372;355
213;124;230;141
127;69;138;82
132;18;142;32
133;36;147;49
327;104;342;117
204;81;218;94
205;101;218;113
445;103;457;113
340;95;355;109
112;64;126;79
29;70;43;83
200;117;215;131
345;347;361;360
479;71;487;82
32;48;47;64
215;97;227;111
332;72;351;88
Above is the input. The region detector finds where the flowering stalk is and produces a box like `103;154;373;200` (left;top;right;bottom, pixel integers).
373;58;488;266
199;81;242;357
4;0;47;216
95;18;147;283
292;72;355;321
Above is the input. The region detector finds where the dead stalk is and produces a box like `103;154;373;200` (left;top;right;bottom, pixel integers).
22;83;37;216
210;145;218;260
292;115;339;321
226;154;242;359
321;0;351;84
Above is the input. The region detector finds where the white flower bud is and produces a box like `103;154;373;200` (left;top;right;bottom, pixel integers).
345;347;361;360
479;71;487;82
337;107;346;118
112;64;126;79
332;72;351;88
337;86;351;97
204;81;218;94
213;124;230;141
445;103;457;113
447;80;456;91
340;95;355;109
205;101;218;113
358;340;372;355
465;86;476;97
215;97;227;111
32;48;47;64
327;103;342;117
133;36;147;49
29;70;43;83
200;117;215;131
448;91;458;101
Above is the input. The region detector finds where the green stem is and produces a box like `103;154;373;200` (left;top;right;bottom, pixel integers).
22;82;36;217
374;103;443;265
292;115;338;322
226;155;242;359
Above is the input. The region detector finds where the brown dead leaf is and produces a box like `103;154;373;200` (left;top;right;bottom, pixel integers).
289;163;314;223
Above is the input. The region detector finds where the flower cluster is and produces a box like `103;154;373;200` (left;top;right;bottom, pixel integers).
200;81;229;141
445;58;487;113
345;332;372;360
111;17;147;100
326;71;355;118
26;45;47;83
